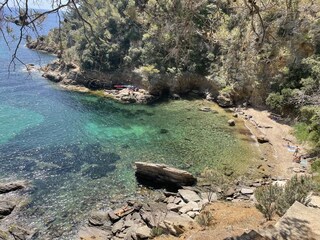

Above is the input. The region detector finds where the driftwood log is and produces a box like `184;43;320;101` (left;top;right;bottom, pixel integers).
134;162;196;189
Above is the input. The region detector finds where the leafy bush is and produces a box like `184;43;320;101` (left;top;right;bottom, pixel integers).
195;211;214;227
255;175;314;220
255;184;282;220
275;175;314;216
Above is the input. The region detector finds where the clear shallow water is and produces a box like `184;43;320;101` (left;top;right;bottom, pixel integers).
0;11;256;239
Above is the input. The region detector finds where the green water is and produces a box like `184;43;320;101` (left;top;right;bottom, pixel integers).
0;40;256;239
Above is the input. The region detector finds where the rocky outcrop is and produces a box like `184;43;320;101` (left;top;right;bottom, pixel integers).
79;187;212;240
104;88;156;104
0;182;25;194
135;162;197;189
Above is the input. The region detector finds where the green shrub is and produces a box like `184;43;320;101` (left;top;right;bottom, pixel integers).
266;92;284;112
195;211;214;227
294;122;309;142
255;184;282;220
150;226;164;238
276;175;314;216
255;175;314;220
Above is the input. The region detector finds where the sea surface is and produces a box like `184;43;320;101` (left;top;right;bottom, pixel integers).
0;10;256;239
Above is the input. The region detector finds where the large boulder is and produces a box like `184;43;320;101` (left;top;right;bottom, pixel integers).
135;162;196;189
274;201;320;239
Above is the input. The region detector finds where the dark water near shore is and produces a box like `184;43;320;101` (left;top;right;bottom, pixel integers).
0;11;256;239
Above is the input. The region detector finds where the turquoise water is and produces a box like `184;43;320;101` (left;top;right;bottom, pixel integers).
0;11;256;239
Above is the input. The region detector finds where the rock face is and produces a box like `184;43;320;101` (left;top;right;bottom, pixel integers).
135;162;197;189
0;182;25;194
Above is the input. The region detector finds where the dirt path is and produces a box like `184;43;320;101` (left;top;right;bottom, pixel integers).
241;108;306;178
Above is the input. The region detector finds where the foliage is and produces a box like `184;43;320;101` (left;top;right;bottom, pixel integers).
255;184;282;220
299;106;320;148
195;210;214;227
275;175;314;216
150;226;164;238
255;175;314;220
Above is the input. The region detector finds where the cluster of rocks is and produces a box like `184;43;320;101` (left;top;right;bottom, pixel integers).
0;181;34;240
26;39;60;56
104;89;155;104
79;188;213;240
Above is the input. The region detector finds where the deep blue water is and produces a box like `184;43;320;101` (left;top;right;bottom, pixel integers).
0;9;255;239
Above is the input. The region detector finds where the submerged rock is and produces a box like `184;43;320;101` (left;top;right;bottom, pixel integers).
135;162;197;189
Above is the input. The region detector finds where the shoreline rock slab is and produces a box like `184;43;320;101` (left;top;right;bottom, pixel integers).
135;162;196;189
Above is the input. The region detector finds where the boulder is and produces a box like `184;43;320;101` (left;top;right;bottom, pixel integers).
240;188;254;195
0;182;25;194
135;162;196;189
275;201;320;239
228;119;236;126
217;93;233;108
42;71;62;82
135;225;151;239
178;189;201;203
0;201;15;219
179;201;198;214
78;226;112;240
257;135;269;143
161;211;193;236
88;211;109;226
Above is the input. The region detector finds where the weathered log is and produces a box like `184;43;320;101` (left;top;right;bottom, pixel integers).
134;162;196;190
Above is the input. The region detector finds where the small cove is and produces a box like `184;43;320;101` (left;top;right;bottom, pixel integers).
0;14;258;239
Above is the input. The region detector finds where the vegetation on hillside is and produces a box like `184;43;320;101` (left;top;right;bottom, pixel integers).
2;0;319;155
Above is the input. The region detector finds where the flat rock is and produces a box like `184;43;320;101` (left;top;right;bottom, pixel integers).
240;188;254;195
178;189;201;203
179;201;198;214
135;162;196;188
161;211;193;236
275;201;320;239
0;182;25;194
225;188;236;197
78;226;112;240
88;211;109;226
112;219;124;234
135;225;151;239
0;201;15;218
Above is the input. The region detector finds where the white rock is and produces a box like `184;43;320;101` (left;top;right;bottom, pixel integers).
179;201;198;214
178;189;201;202
240;188;254;195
